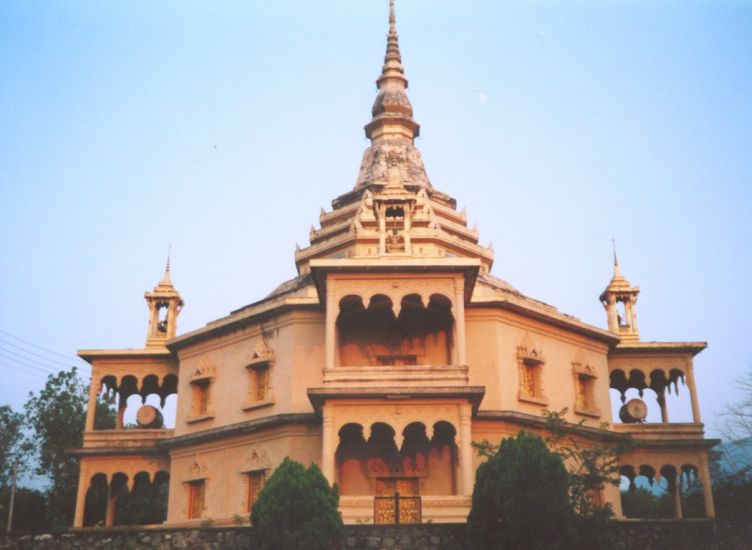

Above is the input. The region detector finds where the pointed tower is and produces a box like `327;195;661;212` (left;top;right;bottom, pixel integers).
295;0;493;273
144;256;184;347
599;251;640;341
355;0;431;190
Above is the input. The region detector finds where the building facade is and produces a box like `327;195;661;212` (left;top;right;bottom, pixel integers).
72;1;716;528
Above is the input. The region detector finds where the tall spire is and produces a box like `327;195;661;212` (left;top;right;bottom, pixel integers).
160;245;173;285
355;0;431;190
612;239;622;278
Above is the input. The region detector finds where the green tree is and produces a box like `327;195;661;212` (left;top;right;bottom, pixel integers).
468;431;575;550
0;405;26;488
620;486;674;518
250;458;343;550
23;367;88;531
0;487;49;532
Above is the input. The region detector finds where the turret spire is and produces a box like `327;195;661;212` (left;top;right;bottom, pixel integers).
146;254;184;346
355;0;431;190
161;245;172;285
612;239;622;278
600;249;640;341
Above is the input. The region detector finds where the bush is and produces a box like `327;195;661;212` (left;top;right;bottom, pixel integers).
250;458;343;550
467;431;575;550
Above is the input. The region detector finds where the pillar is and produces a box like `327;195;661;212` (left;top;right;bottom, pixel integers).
85;377;101;432
454;281;466;366
657;392;669;423
322;404;336;486
73;467;88;528
698;454;716;518
105;479;116;528
116;395;126;430
458;404;473;496
685;364;702;424
669;476;683;519
325;286;337;370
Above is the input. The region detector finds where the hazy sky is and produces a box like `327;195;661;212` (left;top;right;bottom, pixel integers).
1;1;750;439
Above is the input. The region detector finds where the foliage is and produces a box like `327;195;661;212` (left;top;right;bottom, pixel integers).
250;458;343;550
542;408;622;518
0;487;49;532
719;369;752;444
467;431;574;550
473;409;622;519
697;448;752;525
23;367;88;531
114;480;169;525
93;395;117;430
620;486;675;518
0;405;28;487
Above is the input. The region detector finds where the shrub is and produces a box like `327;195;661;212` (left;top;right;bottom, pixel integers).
467;431;575;550
250;457;343;550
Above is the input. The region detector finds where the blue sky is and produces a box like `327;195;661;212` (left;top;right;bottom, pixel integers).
1;1;751;440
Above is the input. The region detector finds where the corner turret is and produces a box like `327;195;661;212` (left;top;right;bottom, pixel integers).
144;254;184;347
599;249;639;341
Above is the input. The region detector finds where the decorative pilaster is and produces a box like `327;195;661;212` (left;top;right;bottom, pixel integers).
454;282;466;366
325;285;337;370
322;404;336;486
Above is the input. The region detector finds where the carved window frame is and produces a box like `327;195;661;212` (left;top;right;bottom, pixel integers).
186;479;206;519
187;361;215;423
517;341;548;405
243;348;275;411
572;359;601;418
242;468;268;514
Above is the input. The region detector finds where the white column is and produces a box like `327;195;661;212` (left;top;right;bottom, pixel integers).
321;404;336;486
459;404;474;496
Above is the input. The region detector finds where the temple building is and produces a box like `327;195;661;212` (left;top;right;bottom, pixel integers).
72;1;716;527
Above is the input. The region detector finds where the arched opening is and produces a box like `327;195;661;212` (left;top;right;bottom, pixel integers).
337;293;453;366
620;465;673;518
110;472;130;526
335;420;458;498
679;464;705;518
114;471;169;525
83;473;109;527
427;421;458;495
336;423;369;495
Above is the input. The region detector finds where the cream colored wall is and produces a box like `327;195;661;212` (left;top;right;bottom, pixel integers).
166;424;322;525
466;308;613;427
173;310;324;437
